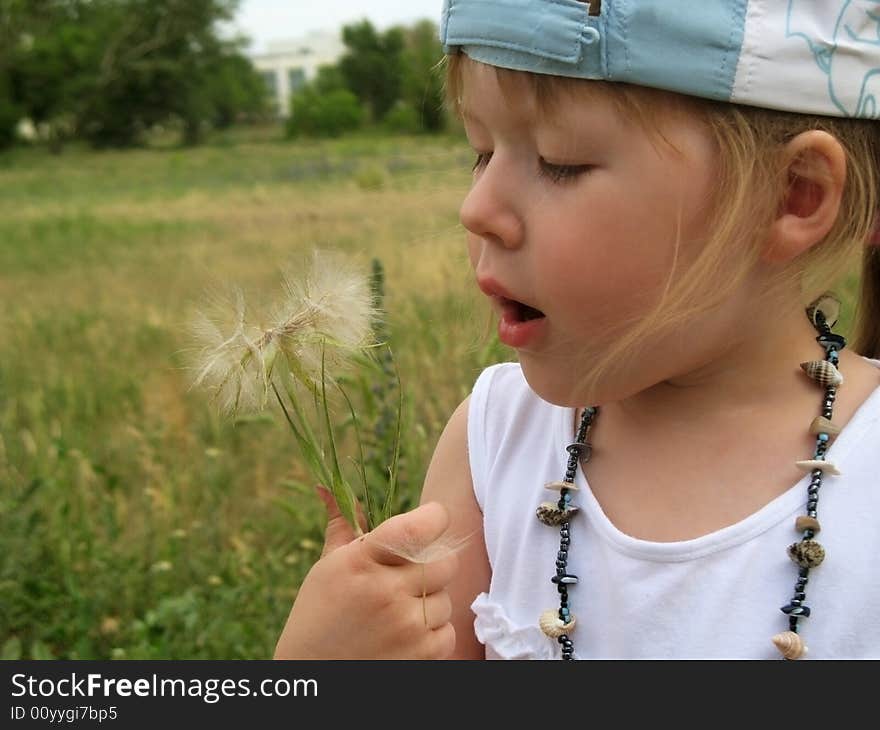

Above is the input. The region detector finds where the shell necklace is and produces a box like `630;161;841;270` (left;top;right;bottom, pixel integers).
536;293;845;660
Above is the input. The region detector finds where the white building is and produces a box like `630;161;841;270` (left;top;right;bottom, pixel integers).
249;30;346;118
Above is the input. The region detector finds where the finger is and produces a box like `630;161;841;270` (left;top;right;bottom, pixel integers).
318;485;361;557
412;590;453;631
397;551;459;597
425;622;457;660
360;502;450;566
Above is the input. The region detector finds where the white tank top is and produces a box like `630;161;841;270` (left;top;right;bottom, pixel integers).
467;358;880;659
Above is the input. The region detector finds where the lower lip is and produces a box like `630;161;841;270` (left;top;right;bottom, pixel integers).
498;310;547;348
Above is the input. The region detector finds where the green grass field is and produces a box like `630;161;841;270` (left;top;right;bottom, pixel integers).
0;126;865;660
0;127;510;659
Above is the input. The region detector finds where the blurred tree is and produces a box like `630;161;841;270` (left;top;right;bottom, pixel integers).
76;0;266;147
286;85;363;139
400;19;446;133
338;20;405;123
205;54;269;129
0;0;47;148
2;0;268;149
7;1;101;152
312;64;346;95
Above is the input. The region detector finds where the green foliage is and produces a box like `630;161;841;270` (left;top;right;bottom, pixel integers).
382;102;422;135
285;87;364;139
338;20;406;123
399;20;447;133
0;75;22;149
312;65;346;95
318;18;446;136
1;0;268;149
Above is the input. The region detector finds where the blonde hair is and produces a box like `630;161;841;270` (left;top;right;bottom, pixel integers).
445;53;880;396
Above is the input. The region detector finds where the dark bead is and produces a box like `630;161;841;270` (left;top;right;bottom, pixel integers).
795;592;806;601
552;574;579;585
781;603;811;617
556;560;566;569
799;568;810;579
817;333;846;349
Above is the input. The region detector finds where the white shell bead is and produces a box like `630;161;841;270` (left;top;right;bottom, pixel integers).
799;360;844;388
539;608;577;639
545;480;579;492
772;631;808;660
795;459;841;476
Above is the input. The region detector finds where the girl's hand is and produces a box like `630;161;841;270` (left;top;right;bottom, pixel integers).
273;487;459;659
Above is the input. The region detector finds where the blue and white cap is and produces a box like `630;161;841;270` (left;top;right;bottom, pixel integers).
440;0;880;120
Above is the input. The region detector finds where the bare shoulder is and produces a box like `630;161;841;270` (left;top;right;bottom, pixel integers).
420;395;490;660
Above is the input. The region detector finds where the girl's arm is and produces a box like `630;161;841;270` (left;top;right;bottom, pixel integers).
419;395;490;660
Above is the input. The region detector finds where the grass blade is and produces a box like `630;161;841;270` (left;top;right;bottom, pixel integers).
319;342;363;536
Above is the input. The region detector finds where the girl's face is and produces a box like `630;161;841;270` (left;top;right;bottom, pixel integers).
459;60;721;405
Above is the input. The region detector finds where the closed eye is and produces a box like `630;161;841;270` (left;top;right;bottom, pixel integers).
538;157;593;184
471;152;591;184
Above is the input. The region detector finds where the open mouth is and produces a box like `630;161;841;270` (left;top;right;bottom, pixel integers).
502;298;546;322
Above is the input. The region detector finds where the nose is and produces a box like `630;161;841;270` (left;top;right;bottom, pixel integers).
459;157;524;249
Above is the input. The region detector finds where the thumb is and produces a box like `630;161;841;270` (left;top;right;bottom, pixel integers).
361;501;450;566
317;485;368;557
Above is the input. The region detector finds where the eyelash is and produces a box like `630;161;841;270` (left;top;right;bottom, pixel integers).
471;152;591;183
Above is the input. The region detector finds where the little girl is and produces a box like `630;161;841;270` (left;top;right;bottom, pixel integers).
274;0;880;659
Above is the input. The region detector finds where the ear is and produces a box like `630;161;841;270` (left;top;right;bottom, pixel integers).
762;130;847;264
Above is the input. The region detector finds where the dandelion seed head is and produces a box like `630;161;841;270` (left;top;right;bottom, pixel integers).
275;250;377;379
188;250;379;417
187;287;273;416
